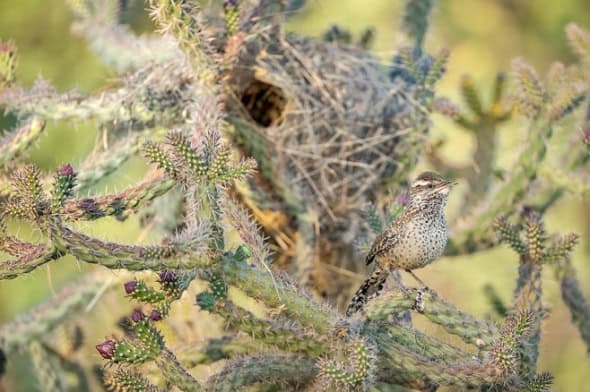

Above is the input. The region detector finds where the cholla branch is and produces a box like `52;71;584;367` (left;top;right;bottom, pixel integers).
0;118;45;165
220;250;338;334
0;275;106;354
377;332;518;389
48;216;212;271
29;340;66;392
63;174;175;221
559;263;590;352
66;0;179;72
566;23;590;63
103;368;163;392
0;243;61;280
76;130;166;192
1;3;589;391
317;337;371;389
179;336;263;367
0;40;17;88
155;348;201;392
1;63;193;127
402;0;434;48
199;298;327;356
366;289;499;347
206;355;318;392
148;0;217;84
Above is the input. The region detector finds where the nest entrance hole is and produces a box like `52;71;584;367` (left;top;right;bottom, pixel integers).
241;79;287;127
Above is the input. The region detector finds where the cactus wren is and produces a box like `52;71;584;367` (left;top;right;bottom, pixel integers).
346;171;455;316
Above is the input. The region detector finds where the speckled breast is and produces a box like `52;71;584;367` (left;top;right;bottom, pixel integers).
392;213;448;270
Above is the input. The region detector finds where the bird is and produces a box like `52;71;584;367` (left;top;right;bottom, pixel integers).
346;171;455;316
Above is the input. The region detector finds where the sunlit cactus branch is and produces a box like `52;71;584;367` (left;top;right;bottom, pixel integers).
0;1;588;391
558;263;590;352
0;244;61;280
63;174;175;221
48;216;213;271
1;63;194;127
66;0;180;72
0;275;106;354
206;355;318;392
220;249;338;334
0;117;45;165
366;289;499;347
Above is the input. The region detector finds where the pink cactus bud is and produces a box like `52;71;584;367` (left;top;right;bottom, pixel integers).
131;309;145;323
124;281;138;294
0;43;13;53
159;270;176;283
96;339;115;359
58;164;74;177
396;193;409;206
150;309;162;321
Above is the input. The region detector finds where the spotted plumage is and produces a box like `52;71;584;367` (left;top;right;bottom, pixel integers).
346;171;455;316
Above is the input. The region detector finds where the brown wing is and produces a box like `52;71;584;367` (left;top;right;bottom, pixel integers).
365;209;419;265
365;231;398;265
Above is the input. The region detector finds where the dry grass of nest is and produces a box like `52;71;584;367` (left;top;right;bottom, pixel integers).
226;28;417;228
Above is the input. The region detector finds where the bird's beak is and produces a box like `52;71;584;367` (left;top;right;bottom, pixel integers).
435;179;457;193
438;179;456;188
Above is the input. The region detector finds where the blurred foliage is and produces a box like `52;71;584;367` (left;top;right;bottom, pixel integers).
0;0;589;391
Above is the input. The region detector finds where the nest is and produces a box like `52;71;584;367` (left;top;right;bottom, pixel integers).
223;28;420;303
228;30;416;224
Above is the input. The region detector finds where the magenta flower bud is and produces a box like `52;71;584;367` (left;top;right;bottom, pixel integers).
0;43;13;53
584;128;590;144
159;270;176;283
131;309;145;323
96;339;116;359
150;309;162;321
124;281;138;294
58;164;74;177
396;193;409;206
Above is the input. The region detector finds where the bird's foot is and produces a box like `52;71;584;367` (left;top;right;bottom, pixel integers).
412;289;426;313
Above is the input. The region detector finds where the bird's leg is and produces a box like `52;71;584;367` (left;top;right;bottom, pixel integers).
391;270;412;297
405;269;429;291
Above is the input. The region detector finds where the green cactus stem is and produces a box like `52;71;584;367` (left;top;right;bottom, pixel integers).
206;355;317;392
103;368;163;392
377;332;514;389
179;336;264;367
402;0;434;48
29;340;65;392
0;118;45;165
559;263;590;352
67;0;179;73
220;251;338;334
48;216;212;271
0;275;104;353
317;337;371;388
63;175;175;221
155;348;201;392
203;299;328;356
366;289;499;347
0;244;61;280
147;0;217;84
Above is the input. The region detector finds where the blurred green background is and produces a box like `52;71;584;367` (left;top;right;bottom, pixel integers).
1;0;589;390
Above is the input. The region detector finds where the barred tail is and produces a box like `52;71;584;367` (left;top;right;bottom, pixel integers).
346;269;388;316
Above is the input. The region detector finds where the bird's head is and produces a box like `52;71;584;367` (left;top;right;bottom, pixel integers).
408;171;456;208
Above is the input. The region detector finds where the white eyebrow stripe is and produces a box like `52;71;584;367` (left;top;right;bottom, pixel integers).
413;180;430;187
